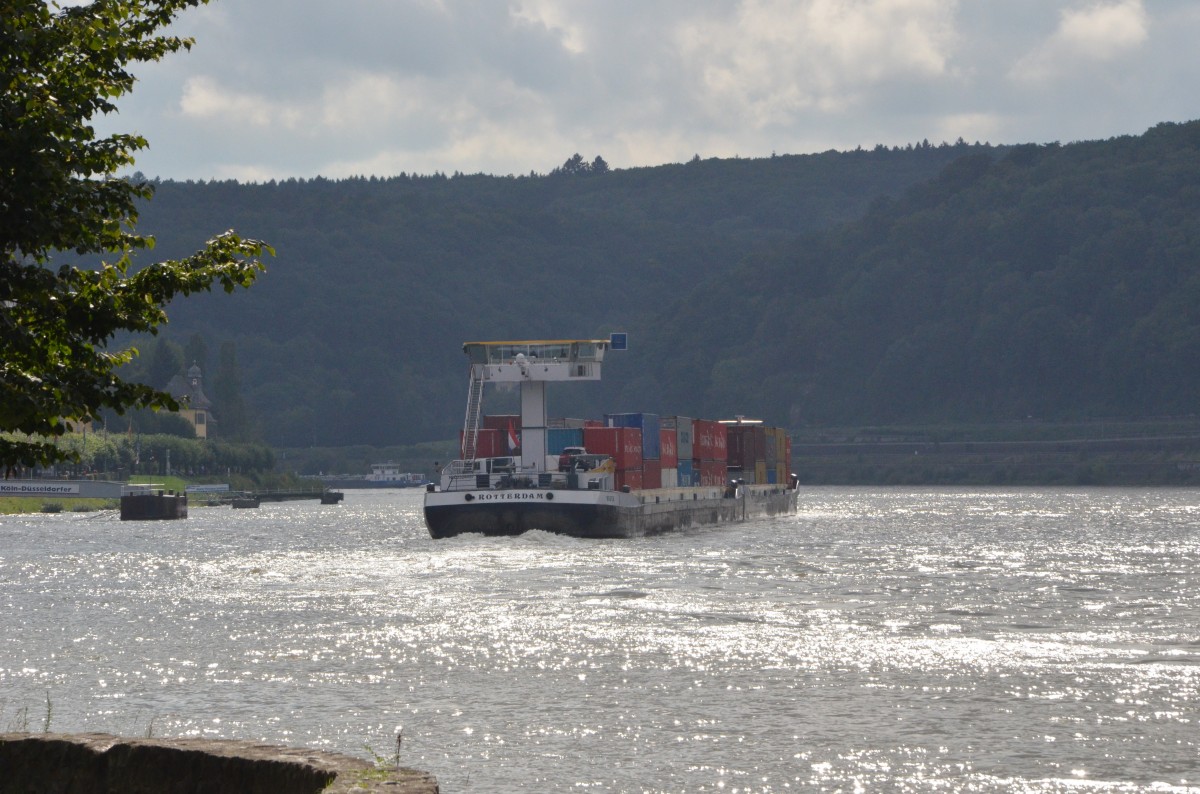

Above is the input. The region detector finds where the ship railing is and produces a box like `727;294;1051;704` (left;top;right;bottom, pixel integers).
437;463;613;492
442;460;477;477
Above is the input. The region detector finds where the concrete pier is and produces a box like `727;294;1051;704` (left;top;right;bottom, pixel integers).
119;491;188;520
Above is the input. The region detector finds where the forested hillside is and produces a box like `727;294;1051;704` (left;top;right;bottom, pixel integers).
641;121;1200;427
122;121;1200;448
127;144;976;446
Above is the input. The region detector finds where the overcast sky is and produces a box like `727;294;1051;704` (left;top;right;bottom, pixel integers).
96;0;1200;182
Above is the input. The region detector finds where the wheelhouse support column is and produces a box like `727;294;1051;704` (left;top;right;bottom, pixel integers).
520;380;547;471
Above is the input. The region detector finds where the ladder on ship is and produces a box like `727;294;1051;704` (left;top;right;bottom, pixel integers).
460;371;485;461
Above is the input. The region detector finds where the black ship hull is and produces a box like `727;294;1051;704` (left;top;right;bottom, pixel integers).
424;485;796;540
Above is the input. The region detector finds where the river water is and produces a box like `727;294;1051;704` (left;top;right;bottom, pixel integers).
2;488;1198;792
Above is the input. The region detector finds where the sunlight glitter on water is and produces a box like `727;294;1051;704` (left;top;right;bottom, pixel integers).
3;488;1199;791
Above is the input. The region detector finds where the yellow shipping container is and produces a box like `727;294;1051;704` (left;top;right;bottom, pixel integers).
754;461;767;484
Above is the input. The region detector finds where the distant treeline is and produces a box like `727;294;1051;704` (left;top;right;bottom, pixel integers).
123;122;1200;450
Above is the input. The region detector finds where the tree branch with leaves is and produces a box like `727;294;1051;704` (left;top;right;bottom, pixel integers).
1;0;271;472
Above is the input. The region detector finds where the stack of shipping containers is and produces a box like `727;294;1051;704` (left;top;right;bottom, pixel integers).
659;425;678;488
764;426;778;483
725;422;793;484
726;423;761;483
663;416;695;486
692;419;728;486
768;429;787;484
478;413;790;490
545;418;585;471
605;413;660;489
583;424;643;490
725;423;747;482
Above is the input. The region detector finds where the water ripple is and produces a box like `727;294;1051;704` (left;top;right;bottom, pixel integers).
2;487;1199;791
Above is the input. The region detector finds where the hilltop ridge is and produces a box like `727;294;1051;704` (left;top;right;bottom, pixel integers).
119;122;1200;457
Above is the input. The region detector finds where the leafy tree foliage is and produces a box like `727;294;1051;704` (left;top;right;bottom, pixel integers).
0;0;270;471
0;429;275;478
553;153;610;176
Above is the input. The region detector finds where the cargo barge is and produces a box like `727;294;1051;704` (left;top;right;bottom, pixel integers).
423;336;797;539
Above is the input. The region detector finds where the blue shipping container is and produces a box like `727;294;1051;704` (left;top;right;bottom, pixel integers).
547;427;584;455
605;413;661;460
677;459;695;487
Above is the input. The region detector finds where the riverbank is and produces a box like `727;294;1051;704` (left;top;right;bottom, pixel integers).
0;733;438;793
0;497;119;515
791;431;1200;485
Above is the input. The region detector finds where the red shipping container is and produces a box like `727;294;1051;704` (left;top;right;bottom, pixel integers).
643;459;662;489
460;428;502;458
693;419;728;461
697;459;727;486
584;419;604;428
483;415;522;454
713;423;728;459
659;429;678;468
483;414;519;431
725;425;753;469
616;468;643;491
693;420;715;460
583;426;643;470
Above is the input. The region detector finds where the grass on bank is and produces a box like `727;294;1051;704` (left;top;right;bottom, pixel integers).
127;474;190;492
0;475;187;515
0;497;119;515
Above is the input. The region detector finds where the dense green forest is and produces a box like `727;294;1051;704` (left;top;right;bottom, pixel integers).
641;121;1200;426
126;142;976;446
121;121;1200;454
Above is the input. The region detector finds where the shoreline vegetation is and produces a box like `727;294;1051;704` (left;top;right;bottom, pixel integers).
790;418;1200;486
5;420;1196;516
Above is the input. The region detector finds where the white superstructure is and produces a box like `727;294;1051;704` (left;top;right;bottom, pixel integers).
444;336;625;491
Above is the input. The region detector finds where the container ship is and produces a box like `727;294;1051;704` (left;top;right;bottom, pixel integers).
423;336;797;539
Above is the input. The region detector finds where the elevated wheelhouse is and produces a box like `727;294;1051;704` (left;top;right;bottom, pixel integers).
439;335;626;492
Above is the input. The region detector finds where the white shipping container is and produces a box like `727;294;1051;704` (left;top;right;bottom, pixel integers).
673;417;695;460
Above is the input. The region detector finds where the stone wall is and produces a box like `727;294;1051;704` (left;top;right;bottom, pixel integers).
0;733;438;793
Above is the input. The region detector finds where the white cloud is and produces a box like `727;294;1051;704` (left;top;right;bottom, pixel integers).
317;73;432;133
91;0;1200;180
511;0;587;54
1011;0;1148;82
180;76;305;131
1058;0;1148;52
676;0;959;128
